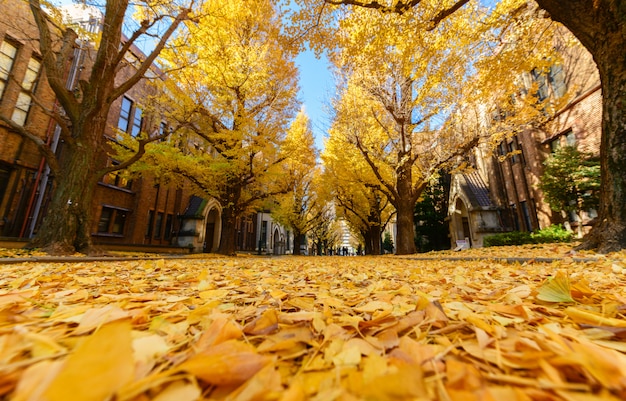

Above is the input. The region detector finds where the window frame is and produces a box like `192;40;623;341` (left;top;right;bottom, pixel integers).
11;56;42;126
118;96;133;133
131;105;142;137
96;206;129;236
0;39;18;101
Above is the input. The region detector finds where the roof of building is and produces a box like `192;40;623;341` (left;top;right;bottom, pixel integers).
182;195;207;218
462;171;493;208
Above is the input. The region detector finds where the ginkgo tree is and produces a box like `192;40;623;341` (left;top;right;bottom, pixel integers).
324;5;481;255
270;109;323;255
141;0;299;255
302;0;626;253
0;0;196;255
322;131;393;255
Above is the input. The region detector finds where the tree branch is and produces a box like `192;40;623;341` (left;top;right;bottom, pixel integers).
0;117;60;174
324;0;423;15
353;134;398;203
426;0;470;30
112;5;193;100
29;0;80;121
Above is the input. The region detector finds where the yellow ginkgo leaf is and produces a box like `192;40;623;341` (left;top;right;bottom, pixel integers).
536;270;575;303
44;320;134;401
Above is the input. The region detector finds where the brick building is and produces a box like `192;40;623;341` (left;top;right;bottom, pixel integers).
0;2;291;254
448;33;602;248
0;0;58;238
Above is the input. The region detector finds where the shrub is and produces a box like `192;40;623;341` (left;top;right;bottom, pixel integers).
531;224;573;243
483;231;532;247
483;225;572;247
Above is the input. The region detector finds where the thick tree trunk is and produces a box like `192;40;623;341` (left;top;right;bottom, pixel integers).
370;225;382;255
292;231;303;255
395;200;416;255
394;160;417;255
361;230;372;255
580;57;626;252
29;119;104;255
535;0;626;253
217;206;238;255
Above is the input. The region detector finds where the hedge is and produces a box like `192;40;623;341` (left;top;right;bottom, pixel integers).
483;225;573;247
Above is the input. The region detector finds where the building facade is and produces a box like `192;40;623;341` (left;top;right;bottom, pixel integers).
448;33;602;248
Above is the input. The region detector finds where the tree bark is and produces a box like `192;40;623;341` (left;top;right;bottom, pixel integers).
394;160;417;255
395;199;416;255
362;229;373;255
30;150;97;254
535;0;626;253
370;225;382;255
29;114;107;254
292;231;303;255
217;206;238;255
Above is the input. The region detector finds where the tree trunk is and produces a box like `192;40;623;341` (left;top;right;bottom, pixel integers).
362;229;373;255
292;232;304;255
395;200;416;255
29;120;104;255
370;225;382;255
394;160;417;255
534;0;626;252
581;56;626;252
217;206;237;255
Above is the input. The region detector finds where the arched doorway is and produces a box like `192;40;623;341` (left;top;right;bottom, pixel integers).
204;207;221;253
273;228;284;255
454;198;472;246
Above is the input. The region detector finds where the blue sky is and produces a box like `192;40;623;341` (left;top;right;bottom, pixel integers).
296;51;334;152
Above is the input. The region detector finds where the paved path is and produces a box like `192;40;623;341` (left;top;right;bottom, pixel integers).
0;254;602;265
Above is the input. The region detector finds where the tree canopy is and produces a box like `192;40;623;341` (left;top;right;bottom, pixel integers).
139;0;300;254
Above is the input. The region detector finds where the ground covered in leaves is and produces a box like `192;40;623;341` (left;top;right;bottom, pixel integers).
1;245;626;400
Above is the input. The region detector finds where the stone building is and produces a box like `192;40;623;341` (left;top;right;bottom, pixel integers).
448;33;601;248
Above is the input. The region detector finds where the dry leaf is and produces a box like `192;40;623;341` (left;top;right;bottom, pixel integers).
3;246;625;400
178;340;273;385
536;270;575;303
44;320;135;401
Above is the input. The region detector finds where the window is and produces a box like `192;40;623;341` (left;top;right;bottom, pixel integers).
118;96;142;137
146;210;154;237
11;57;41;126
131;106;142;137
261;220;268;248
498;142;507;156
97;206;127;235
97;208;112;233
531;68;549;101
103;170;132;189
118;96;133;132
549;138;560;153
154;212;163;239
508;140;520;164
164;214;173;240
565;130;576;146
0;40;17;100
510;204;520;231
520;201;533;231
101;160;132;189
531;64;567;102
548;64;567;98
112;210;126;234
